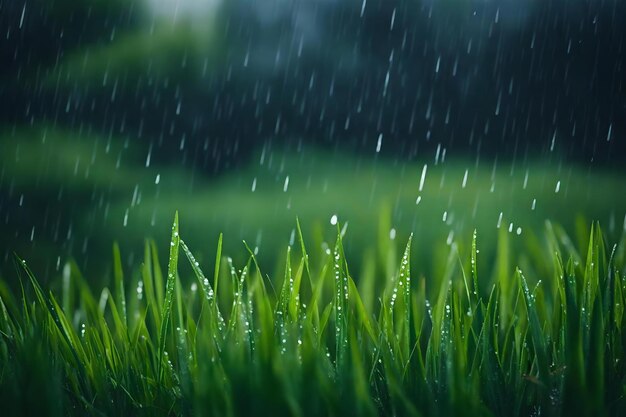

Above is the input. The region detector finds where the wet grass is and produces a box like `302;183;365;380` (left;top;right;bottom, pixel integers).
1;214;625;416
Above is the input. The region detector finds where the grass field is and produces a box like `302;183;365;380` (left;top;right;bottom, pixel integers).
1;213;625;416
2;127;626;284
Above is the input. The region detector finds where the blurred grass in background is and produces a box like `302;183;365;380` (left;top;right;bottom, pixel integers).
1;126;624;287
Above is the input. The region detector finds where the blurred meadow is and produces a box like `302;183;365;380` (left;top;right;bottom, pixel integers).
1;125;624;288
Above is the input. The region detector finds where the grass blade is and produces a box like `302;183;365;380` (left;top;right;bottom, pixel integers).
157;211;180;382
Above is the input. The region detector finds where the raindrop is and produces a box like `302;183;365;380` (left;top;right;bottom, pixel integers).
383;71;390;97
330;214;338;226
523;170;529;189
19;3;26;29
145;145;152;167
419;164;428;192
446;230;454;246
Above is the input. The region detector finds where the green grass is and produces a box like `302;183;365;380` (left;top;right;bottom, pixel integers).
1;214;625;416
3;126;626;283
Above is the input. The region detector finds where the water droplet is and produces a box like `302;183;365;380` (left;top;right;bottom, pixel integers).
419;164;428;192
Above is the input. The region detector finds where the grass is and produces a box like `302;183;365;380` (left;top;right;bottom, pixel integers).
3;126;626;283
1;213;625;416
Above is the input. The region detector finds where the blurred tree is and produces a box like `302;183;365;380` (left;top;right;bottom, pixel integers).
1;0;624;170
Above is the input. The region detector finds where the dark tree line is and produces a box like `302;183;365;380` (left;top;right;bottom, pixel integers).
2;0;625;171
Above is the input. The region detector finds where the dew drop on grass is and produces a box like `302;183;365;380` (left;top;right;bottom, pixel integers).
330;214;338;225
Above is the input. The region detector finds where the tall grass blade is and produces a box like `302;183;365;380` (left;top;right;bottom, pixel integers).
157;211;180;382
